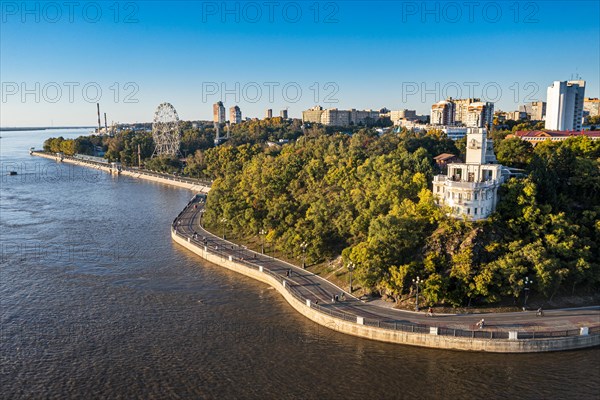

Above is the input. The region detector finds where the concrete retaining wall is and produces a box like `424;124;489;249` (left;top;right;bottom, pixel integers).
31;151;210;192
172;230;599;353
120;170;210;192
32;151;598;352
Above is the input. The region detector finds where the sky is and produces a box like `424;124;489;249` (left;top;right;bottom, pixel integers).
1;0;599;127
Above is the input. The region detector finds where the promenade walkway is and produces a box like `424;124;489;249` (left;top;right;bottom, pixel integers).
31;149;600;349
173;195;600;341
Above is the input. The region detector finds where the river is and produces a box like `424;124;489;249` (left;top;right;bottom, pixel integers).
1;129;598;399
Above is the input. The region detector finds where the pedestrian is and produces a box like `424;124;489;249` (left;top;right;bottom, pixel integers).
315;299;319;305
288;269;292;277
427;307;433;317
286;270;289;277
335;295;339;302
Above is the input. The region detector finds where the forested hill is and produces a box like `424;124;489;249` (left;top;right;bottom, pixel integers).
43;119;600;307
202;130;600;307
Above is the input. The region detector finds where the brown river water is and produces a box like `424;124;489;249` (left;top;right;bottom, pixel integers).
1;130;599;399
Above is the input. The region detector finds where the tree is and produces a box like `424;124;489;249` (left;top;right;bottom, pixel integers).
41;124;597;308
143;155;182;173
496;137;533;168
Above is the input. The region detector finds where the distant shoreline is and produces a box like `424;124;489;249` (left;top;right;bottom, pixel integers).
0;126;94;132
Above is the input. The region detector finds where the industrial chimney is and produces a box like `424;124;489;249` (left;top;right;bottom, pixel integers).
97;103;101;134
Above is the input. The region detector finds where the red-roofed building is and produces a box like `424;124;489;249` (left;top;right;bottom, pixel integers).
510;130;600;145
433;153;461;171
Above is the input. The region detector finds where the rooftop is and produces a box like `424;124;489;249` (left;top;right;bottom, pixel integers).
433;153;458;161
514;130;600;139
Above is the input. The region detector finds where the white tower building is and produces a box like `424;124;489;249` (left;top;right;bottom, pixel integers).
432;128;504;220
431;100;455;125
229;106;242;124
213;101;226;124
545;80;585;131
466;102;494;128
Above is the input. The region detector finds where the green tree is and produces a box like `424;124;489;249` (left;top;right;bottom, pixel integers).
495;137;533;168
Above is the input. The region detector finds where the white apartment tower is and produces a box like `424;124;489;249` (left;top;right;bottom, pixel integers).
519;101;546;121
432;128;504;221
545;80;585;131
213;101;226;124
466;102;494;128
454;98;480;124
229;106;242;124
431;100;456;125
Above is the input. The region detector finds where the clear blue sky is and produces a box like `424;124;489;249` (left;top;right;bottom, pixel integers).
1;0;599;126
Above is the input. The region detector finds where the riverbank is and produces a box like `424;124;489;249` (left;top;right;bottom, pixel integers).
30;151;211;193
30;149;600;352
172;197;600;353
198;222;600;314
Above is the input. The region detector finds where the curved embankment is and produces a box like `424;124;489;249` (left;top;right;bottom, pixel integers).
172;201;599;353
31;151;599;352
30;151;210;192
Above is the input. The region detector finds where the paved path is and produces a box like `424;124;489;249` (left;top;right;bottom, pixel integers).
174;196;600;334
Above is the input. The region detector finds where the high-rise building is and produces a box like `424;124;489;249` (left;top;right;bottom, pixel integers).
349;109;380;125
466;102;494;128
519;101;546;121
280;109;288;119
454;98;481;124
502;110;527;121
432;128;504;220
431;100;455;125
302;106;324;123
584;98;600;117
319;108;380;126
390;109;417;125
545;80;585;131
229;106;242;124
266;109;273;119
320;109;350;126
213;101;225;124
302;106;381;126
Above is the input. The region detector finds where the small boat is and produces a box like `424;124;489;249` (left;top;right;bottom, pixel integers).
7;171;17;176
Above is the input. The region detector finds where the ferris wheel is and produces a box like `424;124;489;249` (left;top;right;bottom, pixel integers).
152;102;181;157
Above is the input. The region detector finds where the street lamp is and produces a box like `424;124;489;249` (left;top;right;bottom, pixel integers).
220;217;227;239
259;229;266;254
412;276;421;311
347;262;355;293
300;241;308;268
523;276;533;309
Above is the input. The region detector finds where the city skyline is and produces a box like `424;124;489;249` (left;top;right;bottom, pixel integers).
3;2;600;396
1;1;599;126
